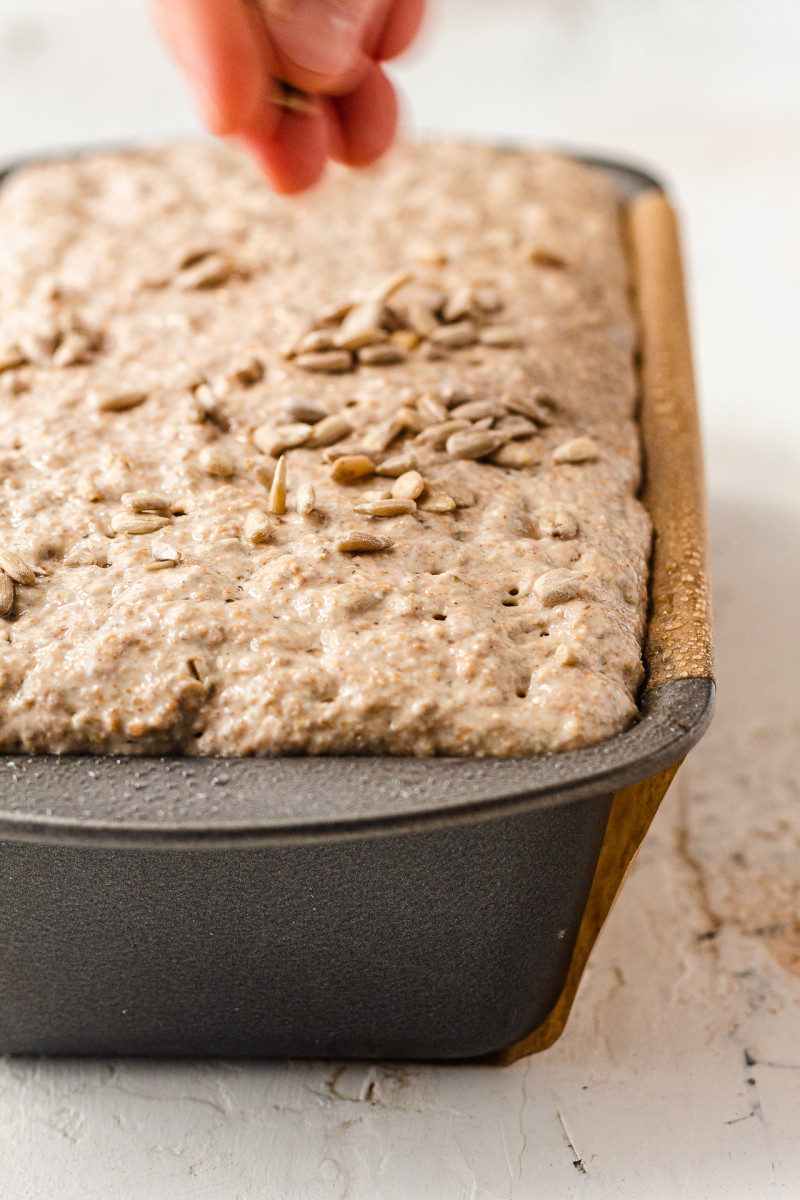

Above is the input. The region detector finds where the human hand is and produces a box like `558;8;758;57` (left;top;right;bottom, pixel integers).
150;0;425;193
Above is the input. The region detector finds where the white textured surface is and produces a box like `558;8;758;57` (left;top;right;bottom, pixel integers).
1;1;799;1195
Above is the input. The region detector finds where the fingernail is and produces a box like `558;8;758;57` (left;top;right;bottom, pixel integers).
265;0;372;77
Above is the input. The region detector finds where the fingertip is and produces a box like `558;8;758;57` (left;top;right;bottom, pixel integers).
329;63;399;168
238;108;330;195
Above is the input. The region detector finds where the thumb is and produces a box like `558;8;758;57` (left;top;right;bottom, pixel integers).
261;0;379;79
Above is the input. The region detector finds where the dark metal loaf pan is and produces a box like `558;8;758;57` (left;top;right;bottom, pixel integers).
0;152;714;1061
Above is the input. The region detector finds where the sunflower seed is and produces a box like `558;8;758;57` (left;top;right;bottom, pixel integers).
52;330;94;367
296;350;354;374
76;473;103;502
552;436;599;464
555;643;579;666
336;532;394;553
438;383;473;407
144;559;177;571
473;287;504;314
489;443;533;468
91;388;148;413
362;415;407;454
367;269;413;302
272;78;316;114
244;510;274;543
504;391;555;424
538;510;579;540
0;344;26;373
122;491;170;513
352;498;417;518
296;483;316;516
419;493;457;513
391;470;425;500
527;244;567;268
0;570;14;614
390;329;421;351
358;344;406;366
405;301;440;338
180;251;236;289
199;445;235;477
360;489;393;503
441;287;475;324
445;429;509;460
110;513;171;536
416;393;449;426
479;326;523;348
430;321;477;349
533;568;583;606
228;355;264;386
496;415;539;439
448;399;498;422
253;422;312;457
331;455;375;483
289;329;338;357
192;382;227;428
304;413;352;448
336;300;389;350
0;547;36;585
415;419;471;449
375;451;417;477
283;397;330;424
268;456;287;514
472;416;495;431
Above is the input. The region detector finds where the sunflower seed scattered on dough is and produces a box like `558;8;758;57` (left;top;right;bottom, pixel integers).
419;493;457;513
288;329;338;358
504;391;554;424
330;455;375;483
304;413;352;449
272;78;316;114
296;350;354;374
430;321;478;349
405;301;440;338
390;329;421;351
445;428;509;460
555;643;579;666
244;510;274;543
76;473;103;502
110;513;171;536
122;491;170;513
375;451;417;477
533;568;583;606
489;443;534;468
283;397;330;424
538;510;579;540
199;445;235;477
415;418;471;449
358;344;406;366
360;489;393;503
0;547;36;586
473;287;504;314
336;532;394;553
448;399;498;422
441;287;475;324
362;415;406;454
296;483;316;517
253;422;312;457
0;344;26;373
496;415;539;439
552;436;599;464
0;570;14;614
479;326;523;348
268;456;287;514
180;251;236;290
352;498;417;518
336;300;388;350
144;559;177;571
438;383;473;407
367;269;413;303
416;393;449;426
52;330;94;367
91;388;148;413
391;470;425;500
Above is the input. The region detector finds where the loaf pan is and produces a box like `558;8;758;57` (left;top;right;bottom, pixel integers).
0;151;714;1061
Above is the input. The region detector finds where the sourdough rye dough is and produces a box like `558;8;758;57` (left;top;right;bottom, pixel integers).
0;142;650;756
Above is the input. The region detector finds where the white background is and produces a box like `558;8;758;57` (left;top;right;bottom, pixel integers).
1;1;799;1195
